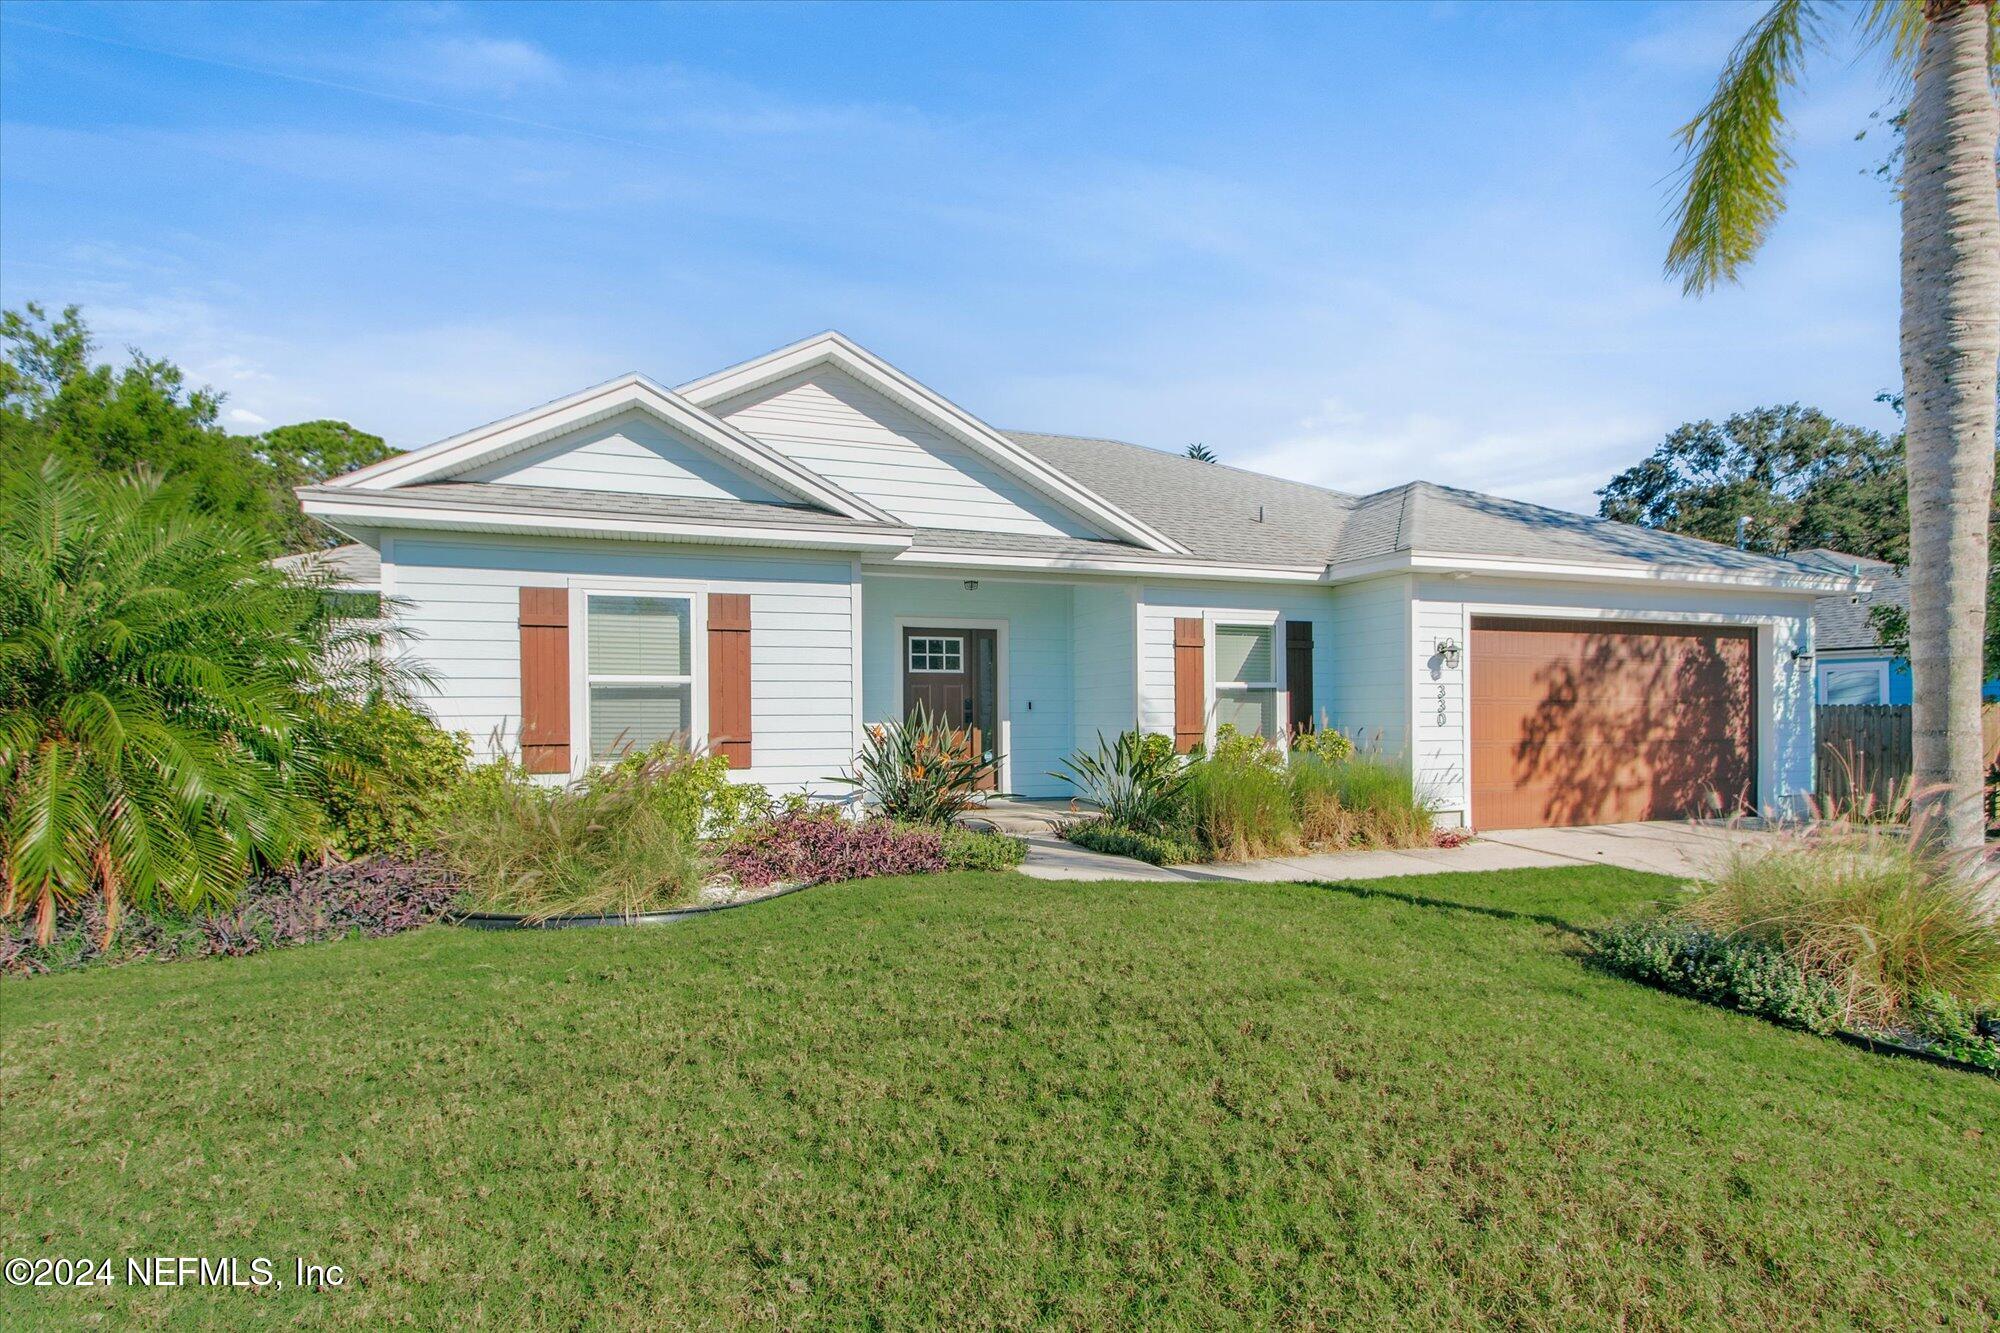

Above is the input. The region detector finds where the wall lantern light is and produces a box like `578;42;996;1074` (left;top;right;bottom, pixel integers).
1791;648;1815;671
963;580;979;592
1434;637;1463;670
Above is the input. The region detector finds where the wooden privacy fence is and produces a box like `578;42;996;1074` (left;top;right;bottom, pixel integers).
1815;703;2000;824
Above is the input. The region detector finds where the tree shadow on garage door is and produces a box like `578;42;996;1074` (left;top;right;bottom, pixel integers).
1504;626;1755;828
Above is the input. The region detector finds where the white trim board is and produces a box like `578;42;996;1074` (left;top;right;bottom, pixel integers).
1325;549;1861;596
301;491;914;553
318;372;893;524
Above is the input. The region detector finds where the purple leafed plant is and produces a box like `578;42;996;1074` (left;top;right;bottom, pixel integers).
3;856;463;977
720;812;946;889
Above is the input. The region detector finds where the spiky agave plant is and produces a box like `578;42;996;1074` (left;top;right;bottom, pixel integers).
0;458;417;945
1667;0;1998;848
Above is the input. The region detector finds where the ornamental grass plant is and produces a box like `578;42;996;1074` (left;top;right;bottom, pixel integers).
1682;804;2000;1028
435;746;716;922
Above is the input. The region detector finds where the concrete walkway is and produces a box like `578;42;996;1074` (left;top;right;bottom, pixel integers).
1014;819;1777;884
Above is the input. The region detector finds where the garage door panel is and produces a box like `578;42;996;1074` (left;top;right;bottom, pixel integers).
1469;618;1754;829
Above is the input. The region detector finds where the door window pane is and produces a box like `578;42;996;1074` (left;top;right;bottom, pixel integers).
908;636;964;672
1214;624;1274;685
590;683;691;760
589;596;689;675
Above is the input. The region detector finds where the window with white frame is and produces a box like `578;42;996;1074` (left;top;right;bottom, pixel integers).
1820;662;1888;706
907;636;964;673
585;594;695;761
1212;620;1281;740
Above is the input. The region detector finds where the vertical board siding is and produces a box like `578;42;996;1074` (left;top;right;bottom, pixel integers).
1286;621;1314;733
517;587;571;773
706;592;753;769
459;408;791;503
862;575;1075;797
1070;582;1136;748
715;367;1104;539
1411;576;1815;827
1173;618;1206;752
389;532;855;792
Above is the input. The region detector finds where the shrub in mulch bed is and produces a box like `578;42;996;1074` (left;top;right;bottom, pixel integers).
1591;917;1999;1072
1;856;462;978
1064;819;1202;866
1592;918;1847;1035
719;812;946;889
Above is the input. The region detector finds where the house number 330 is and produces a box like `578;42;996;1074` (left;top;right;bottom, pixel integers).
1435;684;1448;729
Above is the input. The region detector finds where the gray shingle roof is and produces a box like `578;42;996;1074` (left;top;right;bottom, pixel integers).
312;433;1856;586
1004;431;1352;565
1005;431;1829;578
1795;549;1900;651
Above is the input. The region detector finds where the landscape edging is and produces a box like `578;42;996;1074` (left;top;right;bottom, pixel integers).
455;878;818;930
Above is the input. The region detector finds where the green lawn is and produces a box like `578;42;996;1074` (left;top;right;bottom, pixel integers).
5;868;1996;1328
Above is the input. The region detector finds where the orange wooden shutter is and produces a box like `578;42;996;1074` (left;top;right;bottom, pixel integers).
518;587;571;774
707;593;752;769
1173;616;1206;753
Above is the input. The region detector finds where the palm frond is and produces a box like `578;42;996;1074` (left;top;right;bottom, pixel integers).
1665;0;1828;295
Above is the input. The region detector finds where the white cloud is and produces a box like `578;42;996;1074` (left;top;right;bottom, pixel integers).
226;407;270;428
415;36;562;96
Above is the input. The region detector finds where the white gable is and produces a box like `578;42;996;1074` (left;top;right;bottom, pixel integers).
455;408;791;505
713;367;1106;538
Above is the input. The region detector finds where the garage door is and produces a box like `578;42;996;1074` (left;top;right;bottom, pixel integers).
1469;618;1755;829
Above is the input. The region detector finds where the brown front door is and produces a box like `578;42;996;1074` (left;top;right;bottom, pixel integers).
1469;618;1755;829
902;627;1000;790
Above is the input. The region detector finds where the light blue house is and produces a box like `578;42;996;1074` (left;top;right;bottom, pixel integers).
1798;548;2000;706
296;333;1855;829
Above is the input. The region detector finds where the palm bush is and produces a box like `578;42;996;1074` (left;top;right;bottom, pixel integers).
833;703;993;823
1050;728;1188;831
0;459;422;945
1683;810;2000;1027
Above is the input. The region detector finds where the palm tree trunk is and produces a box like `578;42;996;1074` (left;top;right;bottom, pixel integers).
1901;0;2000;851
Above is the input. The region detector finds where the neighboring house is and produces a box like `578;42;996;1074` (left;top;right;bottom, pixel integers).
1795;548;2000;707
273;542;382;595
299;332;1858;830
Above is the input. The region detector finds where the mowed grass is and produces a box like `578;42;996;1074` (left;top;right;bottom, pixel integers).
5;868;1996;1329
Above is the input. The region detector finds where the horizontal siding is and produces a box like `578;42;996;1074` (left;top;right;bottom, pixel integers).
715;367;1104;539
862;575;1075;798
386;531;855;792
1072;581;1137;749
458;408;791;503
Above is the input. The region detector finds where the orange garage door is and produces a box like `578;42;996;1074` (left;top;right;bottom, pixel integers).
1469;618;1756;830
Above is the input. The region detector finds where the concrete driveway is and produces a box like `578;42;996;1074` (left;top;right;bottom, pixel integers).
1016;819;1776;883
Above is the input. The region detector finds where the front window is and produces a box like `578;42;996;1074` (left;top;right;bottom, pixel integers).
1213;621;1281;739
1821;664;1886;706
586;594;694;760
908;636;964;673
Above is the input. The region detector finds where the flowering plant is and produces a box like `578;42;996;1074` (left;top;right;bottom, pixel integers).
830;702;994;823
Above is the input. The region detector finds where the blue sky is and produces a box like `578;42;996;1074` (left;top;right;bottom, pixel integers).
0;1;1907;513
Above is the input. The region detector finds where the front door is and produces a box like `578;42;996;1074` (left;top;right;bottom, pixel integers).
902;627;1000;790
